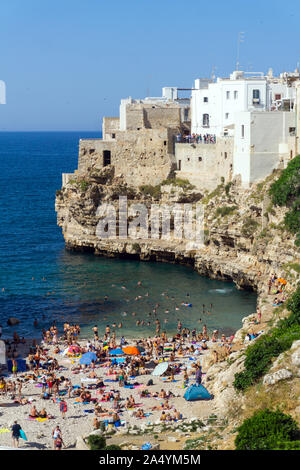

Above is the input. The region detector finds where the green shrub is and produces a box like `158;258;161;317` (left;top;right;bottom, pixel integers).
234;286;300;391
161;177;195;190
269;155;300;206
86;435;106;450
215;205;238;217
105;444;122;450
284;203;300;234
139;184;161;200
269;155;300;241
235;409;300;450
225;182;233;195
241;217;259;237
274;440;300;450
80;180;90;192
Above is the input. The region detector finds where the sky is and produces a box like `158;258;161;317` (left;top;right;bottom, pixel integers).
0;0;300;131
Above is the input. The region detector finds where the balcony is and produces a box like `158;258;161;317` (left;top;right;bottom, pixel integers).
176;134;216;144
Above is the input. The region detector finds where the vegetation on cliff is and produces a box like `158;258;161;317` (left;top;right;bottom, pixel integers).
269;154;300;246
235;409;300;450
233;285;300;391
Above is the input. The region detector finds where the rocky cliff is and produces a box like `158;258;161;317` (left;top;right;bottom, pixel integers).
55;164;300;449
56;166;297;291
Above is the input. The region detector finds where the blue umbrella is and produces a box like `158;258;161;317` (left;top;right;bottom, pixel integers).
80;352;97;365
109;348;125;356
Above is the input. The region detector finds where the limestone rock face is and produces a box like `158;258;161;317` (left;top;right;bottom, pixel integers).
263;369;293;385
75;436;89;450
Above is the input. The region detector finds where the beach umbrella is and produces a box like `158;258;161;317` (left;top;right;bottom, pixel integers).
109;348;125;356
68;345;80;354
152;361;169;376
79;352;97;365
184;384;212;401
122;346;141;356
277;278;287;284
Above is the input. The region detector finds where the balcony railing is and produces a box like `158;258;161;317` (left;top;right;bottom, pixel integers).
176;134;217;144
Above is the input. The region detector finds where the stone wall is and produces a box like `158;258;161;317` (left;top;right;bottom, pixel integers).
175;138;234;190
78;128;176;187
102;117;120;140
125;102;182;131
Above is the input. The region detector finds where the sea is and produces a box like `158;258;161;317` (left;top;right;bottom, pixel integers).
0;132;257;340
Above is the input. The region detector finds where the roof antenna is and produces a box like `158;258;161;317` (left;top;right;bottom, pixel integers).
236;32;245;71
211;66;217;81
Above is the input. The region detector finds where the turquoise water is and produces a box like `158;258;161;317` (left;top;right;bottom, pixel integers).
0;132;257;339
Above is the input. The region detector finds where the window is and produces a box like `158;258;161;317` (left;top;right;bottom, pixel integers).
241;125;245;138
275;94;281;101
103;150;111;166
202;113;209;127
224;152;228;159
234;90;238;99
289;127;296;136
253;89;260;103
225;113;229;119
178;160;181;171
226;91;230;99
198;157;202;162
203;97;208;102
112;133;116;139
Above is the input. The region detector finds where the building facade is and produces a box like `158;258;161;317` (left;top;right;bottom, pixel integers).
175;68;300;188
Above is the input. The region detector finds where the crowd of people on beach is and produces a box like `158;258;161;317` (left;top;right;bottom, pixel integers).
0;273;288;450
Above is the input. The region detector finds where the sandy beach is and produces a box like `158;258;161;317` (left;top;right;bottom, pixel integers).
0;330;227;450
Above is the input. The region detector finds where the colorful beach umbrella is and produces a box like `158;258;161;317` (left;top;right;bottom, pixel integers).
122;346;141;356
68;345;80;354
109;348;125;356
79;352;97;365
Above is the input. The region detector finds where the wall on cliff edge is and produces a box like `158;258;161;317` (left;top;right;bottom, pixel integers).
175;138;234;191
77;127;177;187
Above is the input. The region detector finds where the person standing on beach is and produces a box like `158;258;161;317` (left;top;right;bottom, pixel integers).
59;399;67;419
11;421;22;448
54;434;66;450
12;358;17;377
195;365;202;386
52;426;64;449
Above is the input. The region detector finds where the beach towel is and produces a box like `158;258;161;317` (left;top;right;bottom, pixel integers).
20;430;27;441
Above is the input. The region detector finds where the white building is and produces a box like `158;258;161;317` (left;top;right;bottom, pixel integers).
185;68;300;187
191;70;297;137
